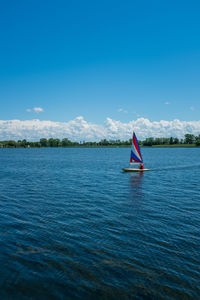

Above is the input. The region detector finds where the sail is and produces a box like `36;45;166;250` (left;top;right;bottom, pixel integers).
130;132;143;163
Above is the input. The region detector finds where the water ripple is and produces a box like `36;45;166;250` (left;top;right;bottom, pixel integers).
0;148;200;299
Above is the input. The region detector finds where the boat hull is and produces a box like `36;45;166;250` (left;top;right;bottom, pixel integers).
122;168;150;172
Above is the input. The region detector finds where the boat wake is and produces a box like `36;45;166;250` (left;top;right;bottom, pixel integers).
151;163;200;171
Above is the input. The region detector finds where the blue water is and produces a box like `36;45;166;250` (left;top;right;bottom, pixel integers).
0;148;200;299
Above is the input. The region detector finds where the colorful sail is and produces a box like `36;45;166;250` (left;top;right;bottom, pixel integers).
130;132;143;163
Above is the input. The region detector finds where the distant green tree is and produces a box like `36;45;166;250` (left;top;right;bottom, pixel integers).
34;142;41;147
123;140;130;146
184;134;195;144
48;138;54;147
55;139;61;147
21;139;27;147
154;138;162;145
40;138;48;147
143;137;154;146
7;140;16;147
16;140;22;147
195;135;200;146
99;139;109;146
174;137;179;144
48;138;60;147
61;138;72;146
163;138;170;145
169;137;174;145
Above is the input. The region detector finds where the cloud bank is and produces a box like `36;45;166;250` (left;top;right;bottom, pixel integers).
0;117;200;141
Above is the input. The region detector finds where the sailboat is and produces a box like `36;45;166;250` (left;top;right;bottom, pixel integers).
123;132;150;172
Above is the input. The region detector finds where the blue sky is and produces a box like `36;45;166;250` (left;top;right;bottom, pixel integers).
0;0;200;126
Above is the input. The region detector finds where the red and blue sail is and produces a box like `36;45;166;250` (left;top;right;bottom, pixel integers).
130;132;143;163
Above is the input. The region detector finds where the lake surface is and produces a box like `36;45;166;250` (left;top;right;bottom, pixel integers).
0;147;200;299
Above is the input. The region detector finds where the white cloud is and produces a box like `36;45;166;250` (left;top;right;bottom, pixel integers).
165;101;170;105
33;107;44;113
0;116;200;141
190;106;195;111
26;107;44;113
118;108;128;113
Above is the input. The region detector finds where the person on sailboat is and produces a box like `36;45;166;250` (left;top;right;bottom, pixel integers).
139;163;144;170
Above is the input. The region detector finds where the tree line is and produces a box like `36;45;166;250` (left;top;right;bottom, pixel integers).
142;134;200;146
0;134;200;148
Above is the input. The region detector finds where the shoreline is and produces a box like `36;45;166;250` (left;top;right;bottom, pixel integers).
0;144;199;149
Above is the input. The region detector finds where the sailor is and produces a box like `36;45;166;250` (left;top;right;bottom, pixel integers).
139;163;144;170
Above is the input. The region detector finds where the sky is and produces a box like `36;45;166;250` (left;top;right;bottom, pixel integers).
0;0;200;140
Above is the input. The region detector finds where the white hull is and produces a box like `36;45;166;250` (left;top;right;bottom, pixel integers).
122;168;150;172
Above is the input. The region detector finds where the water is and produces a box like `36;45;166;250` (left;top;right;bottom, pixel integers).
0;147;200;299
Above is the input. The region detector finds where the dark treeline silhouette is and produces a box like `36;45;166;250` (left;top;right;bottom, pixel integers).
0;134;200;148
142;134;200;146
